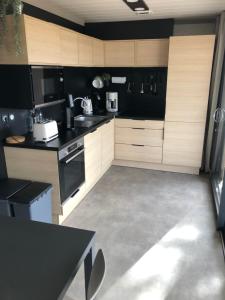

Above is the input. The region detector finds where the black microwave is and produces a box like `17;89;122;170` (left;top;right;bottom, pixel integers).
0;65;65;109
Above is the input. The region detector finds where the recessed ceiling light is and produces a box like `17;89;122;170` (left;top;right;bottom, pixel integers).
122;0;149;13
134;7;145;11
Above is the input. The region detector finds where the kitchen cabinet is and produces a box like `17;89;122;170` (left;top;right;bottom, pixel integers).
135;39;169;67
163;122;205;167
78;34;93;66
84;119;114;190
4;147;62;215
104;40;135;67
165;35;215;123
25;15;61;65
84;127;102;191
115;144;162;163
59;27;78;66
115;127;163;147
163;35;215;169
101;120;115;174
115;118;164;163
93;38;104;66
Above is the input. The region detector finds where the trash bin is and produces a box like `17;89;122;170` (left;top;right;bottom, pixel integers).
0;179;31;217
10;182;53;224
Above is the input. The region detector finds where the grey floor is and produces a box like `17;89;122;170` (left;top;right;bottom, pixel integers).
64;166;225;300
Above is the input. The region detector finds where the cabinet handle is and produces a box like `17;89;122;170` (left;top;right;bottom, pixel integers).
132;128;145;130
132;144;145;147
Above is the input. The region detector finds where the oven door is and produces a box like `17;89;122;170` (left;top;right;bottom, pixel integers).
31;66;64;107
59;147;85;203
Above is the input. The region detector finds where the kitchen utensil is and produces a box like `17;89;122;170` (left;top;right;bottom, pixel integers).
127;82;132;93
140;82;144;94
92;76;104;89
81;97;93;115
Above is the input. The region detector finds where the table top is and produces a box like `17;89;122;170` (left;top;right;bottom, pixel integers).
0;216;95;300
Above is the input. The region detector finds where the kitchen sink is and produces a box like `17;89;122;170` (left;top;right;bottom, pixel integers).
73;115;107;128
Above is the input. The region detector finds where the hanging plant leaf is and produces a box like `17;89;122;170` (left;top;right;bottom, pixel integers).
0;0;23;55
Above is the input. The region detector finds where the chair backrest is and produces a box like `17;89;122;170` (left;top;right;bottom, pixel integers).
87;249;106;300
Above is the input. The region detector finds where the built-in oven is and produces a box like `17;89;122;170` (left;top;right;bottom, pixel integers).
58;138;85;204
31;66;65;108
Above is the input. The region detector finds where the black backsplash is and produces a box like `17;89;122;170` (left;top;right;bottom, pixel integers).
64;67;167;118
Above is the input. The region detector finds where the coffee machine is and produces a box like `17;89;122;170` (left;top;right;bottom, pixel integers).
106;92;118;112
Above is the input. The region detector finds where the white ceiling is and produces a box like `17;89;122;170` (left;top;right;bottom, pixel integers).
24;0;225;25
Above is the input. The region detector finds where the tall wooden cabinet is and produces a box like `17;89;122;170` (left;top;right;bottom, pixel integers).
163;35;215;168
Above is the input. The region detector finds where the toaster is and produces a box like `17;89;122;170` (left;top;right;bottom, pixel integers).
33;120;58;143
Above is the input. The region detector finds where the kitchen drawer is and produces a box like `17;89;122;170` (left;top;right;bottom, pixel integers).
115;144;162;163
115;127;163;146
115;118;164;129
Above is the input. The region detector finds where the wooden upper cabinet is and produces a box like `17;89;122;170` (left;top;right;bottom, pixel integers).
92;38;104;66
59;27;78;66
165;35;215;123
135;39;169;67
78;34;93;66
24;15;61;65
104;40;135;67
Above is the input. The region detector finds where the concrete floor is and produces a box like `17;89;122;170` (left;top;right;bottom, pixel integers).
63;166;225;300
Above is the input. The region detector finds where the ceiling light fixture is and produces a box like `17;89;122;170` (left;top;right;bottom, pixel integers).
122;0;149;13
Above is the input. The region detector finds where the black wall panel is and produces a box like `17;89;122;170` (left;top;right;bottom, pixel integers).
22;2;85;34
85;19;174;40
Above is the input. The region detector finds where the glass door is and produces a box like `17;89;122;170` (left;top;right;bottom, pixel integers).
210;51;225;229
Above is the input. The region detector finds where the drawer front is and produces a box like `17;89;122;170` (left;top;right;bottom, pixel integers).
115;144;162;163
115;118;164;129
115;127;163;146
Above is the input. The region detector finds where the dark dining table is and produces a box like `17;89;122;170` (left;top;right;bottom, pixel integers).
0;216;95;300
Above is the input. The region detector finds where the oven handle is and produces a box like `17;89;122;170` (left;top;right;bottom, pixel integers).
63;148;84;164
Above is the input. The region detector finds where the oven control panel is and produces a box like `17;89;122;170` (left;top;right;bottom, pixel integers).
58;137;84;161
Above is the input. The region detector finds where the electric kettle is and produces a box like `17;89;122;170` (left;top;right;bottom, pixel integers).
81;97;93;115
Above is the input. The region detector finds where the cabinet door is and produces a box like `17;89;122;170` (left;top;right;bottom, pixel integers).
93;39;104;66
104;41;135;66
165;35;215;122
24;15;60;65
84;128;101;191
78;34;93;66
101;120;114;174
135;39;169;67
59;28;78;66
163;122;205;167
115;127;163;147
115;144;162;163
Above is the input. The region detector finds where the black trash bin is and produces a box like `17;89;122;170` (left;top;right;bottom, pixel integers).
10;182;53;224
0;179;31;217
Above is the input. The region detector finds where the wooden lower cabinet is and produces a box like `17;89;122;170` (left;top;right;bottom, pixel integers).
163;121;205;167
84;128;102;191
101;120;115;173
115;127;163;147
4;147;62;215
115;144;162;163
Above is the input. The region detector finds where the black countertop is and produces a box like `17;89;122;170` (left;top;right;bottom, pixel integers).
4;114;114;151
4;112;164;151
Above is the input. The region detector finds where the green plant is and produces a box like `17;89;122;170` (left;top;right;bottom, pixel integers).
0;0;23;55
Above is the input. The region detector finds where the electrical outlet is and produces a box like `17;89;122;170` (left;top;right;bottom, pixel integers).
1;114;9;123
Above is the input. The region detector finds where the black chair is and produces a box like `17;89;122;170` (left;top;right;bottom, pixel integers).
87;249;106;300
